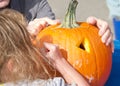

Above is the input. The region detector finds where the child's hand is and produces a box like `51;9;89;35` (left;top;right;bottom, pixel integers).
27;17;60;37
40;42;63;67
86;16;114;52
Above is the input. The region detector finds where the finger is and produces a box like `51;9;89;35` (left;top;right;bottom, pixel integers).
40;46;48;56
32;19;48;28
43;42;58;60
27;21;38;35
28;20;48;36
111;42;114;53
101;29;111;43
43;42;58;51
36;20;48;31
98;21;109;36
105;32;113;46
40;17;61;25
87;17;110;36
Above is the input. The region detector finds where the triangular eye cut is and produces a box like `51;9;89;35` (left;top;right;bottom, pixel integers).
78;38;90;53
79;43;85;50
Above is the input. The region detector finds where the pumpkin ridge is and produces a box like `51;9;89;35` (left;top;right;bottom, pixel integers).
91;38;100;85
87;29;99;85
83;26;98;84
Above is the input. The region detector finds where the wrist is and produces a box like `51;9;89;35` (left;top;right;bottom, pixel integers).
53;57;66;70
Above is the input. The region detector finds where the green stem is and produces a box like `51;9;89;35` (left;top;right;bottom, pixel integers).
58;0;79;28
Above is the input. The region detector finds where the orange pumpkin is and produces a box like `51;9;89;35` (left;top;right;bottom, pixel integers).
35;0;112;86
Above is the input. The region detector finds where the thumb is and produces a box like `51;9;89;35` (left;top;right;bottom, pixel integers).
43;42;58;51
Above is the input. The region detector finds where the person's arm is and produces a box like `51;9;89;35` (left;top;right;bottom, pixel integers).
27;17;60;37
55;56;89;86
41;42;90;86
36;0;55;20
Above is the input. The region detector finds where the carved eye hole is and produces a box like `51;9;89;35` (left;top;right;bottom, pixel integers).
79;43;85;50
78;38;90;53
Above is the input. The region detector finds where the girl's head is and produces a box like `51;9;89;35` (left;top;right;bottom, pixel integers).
0;9;55;83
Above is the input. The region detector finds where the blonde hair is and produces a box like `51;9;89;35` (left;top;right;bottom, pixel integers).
0;9;55;83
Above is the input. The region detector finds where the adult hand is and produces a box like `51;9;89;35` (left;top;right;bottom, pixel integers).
86;16;114;52
27;17;60;37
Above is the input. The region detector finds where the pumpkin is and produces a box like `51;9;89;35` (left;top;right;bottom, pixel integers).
35;0;112;86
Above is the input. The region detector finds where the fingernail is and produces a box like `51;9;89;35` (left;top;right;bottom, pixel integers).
99;31;102;36
106;42;109;46
101;38;105;43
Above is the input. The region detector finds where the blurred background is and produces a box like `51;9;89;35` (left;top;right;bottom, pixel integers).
48;0;114;38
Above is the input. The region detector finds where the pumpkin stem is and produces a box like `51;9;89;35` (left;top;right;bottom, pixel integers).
58;0;79;28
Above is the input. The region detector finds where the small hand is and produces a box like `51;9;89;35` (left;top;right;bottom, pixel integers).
27;17;60;37
40;42;63;67
86;16;114;52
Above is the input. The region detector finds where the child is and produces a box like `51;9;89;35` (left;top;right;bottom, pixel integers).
0;9;54;82
0;9;90;86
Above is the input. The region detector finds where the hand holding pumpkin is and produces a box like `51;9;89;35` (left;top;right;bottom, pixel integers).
27;17;60;37
86;16;113;47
